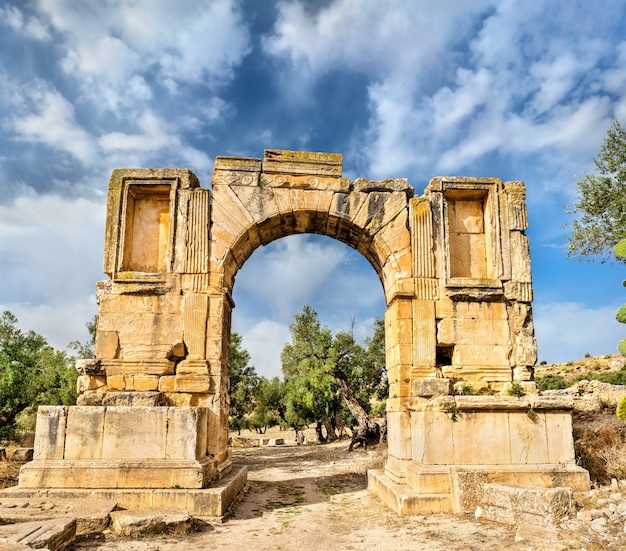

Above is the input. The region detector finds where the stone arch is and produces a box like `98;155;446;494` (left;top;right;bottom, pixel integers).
19;150;590;520
207;152;416;464
209;152;413;302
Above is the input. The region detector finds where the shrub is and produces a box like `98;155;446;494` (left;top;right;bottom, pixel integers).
575;368;626;386
507;381;526;398
617;396;626;421
536;374;570;391
574;426;625;484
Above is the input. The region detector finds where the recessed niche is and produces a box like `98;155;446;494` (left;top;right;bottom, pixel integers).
445;190;491;279
121;185;171;273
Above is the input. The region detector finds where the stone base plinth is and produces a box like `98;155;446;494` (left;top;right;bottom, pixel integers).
22;405;219;490
368;469;453;515
373;394;590;516
4;465;247;518
369;463;589;516
18;458;215;489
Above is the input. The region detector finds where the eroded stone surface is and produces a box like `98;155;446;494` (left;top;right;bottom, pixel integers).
0;497;115;535
0;518;76;551
109;507;191;537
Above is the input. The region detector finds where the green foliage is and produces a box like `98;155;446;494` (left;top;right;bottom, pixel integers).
228;332;259;434
67;315;97;359
536;374;570;391
617;305;626;325
369;400;387;417
616;240;626;358
615;239;626;259
280;306;387;438
619;338;626;357
0;310;78;438
248;376;284;432
457;383;474;396
281;305;339;434
575;366;626;386
616;395;626;421
565;120;626;263
507;381;526;398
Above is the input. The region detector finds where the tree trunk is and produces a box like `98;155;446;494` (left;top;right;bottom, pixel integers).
320;411;337;441
334;410;347;439
315;421;326;442
334;375;372;429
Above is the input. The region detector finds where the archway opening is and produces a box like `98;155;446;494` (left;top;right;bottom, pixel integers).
228;233;386;444
232;233;385;379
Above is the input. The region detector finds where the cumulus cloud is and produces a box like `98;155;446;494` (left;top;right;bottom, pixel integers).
234;234;352;320
35;0;250;102
0;193;105;349
10;82;96;164
264;0;625;186
0;4;50;40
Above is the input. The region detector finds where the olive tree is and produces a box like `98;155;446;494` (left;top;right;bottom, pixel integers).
565;119;626;263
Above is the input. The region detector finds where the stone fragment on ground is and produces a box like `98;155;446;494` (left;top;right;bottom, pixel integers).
0;497;116;535
10;449;33;462
0;517;76;551
109;507;191;537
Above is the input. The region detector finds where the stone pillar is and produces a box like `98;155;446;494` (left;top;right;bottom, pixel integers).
503;181;537;382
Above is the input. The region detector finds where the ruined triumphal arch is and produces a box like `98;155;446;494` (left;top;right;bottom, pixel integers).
17;150;589;516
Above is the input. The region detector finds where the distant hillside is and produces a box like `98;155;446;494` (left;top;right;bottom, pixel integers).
535;354;626;388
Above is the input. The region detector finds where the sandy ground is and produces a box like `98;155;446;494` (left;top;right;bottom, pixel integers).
69;434;578;551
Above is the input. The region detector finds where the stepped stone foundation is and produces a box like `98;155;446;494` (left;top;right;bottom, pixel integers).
14;150;588;515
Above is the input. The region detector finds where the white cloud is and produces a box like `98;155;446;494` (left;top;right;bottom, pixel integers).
1;5;50;40
234;235;350;320
534;301;624;363
36;0;250;104
10;82;96;164
264;0;626;187
232;319;291;379
0;193;105;349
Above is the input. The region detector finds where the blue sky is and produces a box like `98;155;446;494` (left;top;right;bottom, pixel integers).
1;0;625;378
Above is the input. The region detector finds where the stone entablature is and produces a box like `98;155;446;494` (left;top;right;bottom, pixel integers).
18;149;588;515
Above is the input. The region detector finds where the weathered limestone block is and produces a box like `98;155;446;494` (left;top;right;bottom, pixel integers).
109;507;191;537
102;391;166;407
0;518;76;551
102;407;168;460
480;484;574;528
64;406;105;460
353;177;413;195
76;375;106;394
75;359;102;375
33;406;68;460
95;330;119;359
263;149;343;177
11;448;34;462
165;407;208;460
412;378;453;397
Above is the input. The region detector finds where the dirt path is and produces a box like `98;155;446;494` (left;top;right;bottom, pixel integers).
70;440;577;551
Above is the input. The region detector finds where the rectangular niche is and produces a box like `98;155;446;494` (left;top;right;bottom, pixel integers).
121;184;172;273
445;189;492;280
